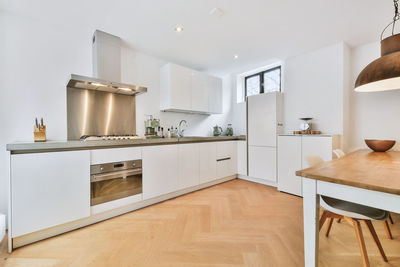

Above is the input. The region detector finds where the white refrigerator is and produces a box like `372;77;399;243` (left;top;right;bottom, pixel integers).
247;92;283;182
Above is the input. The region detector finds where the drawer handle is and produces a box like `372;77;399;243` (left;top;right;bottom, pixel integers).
217;157;231;162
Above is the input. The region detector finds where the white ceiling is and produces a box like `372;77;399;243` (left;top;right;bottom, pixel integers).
1;0;394;75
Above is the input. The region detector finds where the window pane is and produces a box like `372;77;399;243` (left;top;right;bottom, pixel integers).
263;68;280;92
246;75;260;96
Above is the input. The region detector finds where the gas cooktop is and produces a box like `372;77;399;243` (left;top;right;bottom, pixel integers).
80;135;142;141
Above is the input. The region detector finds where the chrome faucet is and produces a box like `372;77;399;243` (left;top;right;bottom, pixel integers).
178;120;188;137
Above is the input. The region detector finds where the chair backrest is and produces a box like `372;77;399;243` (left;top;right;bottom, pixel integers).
333;149;346;158
306;155;324;167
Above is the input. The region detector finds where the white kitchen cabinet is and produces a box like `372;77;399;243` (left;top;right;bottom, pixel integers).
301;136;333;168
142;145;179;200
247;92;282;184
160;63;191;111
199;142;217;184
178;143;200;189
237;140;247;176
11;151;90;237
90;147;141;164
208;76;223;114
248;146;276;182
216;141;237;178
277;135;339;196
277;136;302;196
160;63;222;114
247;92;283;147
191;71;209;113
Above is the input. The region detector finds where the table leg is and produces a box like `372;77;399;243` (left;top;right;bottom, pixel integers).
303;178;320;267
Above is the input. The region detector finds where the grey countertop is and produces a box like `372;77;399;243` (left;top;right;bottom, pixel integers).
7;135;246;154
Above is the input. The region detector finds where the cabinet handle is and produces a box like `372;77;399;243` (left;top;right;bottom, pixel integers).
217;157;231;162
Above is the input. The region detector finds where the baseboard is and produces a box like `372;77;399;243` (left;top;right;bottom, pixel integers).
238;175;277;188
12;175;236;250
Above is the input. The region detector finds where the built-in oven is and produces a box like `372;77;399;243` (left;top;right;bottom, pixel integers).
90;159;142;206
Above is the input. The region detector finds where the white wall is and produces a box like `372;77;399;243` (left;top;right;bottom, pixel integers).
0;11;93;223
349;42;400;151
229;43;350;140
0;11;232;223
283;43;348;135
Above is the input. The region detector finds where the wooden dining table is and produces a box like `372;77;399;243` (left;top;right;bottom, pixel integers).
296;149;400;267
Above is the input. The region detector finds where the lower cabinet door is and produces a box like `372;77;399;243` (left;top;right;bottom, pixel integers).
11;151;90;237
277;136;302;196
216;141;237;178
237;140;247;176
142;145;179;200
199;142;217;184
178;143;200;190
216;158;234;178
301;136;332;168
248;146;276;182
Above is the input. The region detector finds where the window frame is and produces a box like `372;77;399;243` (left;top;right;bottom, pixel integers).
244;66;281;98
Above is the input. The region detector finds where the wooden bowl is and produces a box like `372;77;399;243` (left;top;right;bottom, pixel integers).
365;139;396;152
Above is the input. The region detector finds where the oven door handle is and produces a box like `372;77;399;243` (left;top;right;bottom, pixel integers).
91;168;142;183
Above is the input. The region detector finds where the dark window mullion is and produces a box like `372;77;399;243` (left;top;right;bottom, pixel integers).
260;73;264;94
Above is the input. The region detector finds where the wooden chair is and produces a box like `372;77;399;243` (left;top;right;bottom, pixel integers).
307;155;392;267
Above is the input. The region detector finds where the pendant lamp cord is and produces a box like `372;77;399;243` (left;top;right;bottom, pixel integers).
381;0;400;40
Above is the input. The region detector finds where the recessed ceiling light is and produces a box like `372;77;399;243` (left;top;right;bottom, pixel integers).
209;7;224;18
175;26;183;32
234;54;239;59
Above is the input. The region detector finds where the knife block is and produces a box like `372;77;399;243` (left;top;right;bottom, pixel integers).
34;125;46;142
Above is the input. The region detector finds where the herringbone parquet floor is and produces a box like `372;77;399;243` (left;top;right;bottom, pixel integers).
1;179;399;267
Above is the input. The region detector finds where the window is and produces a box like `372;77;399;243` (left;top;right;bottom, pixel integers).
245;66;281;97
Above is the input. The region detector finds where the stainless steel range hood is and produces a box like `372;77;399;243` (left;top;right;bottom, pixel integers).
67;30;147;96
67;74;147;96
66;30;145;140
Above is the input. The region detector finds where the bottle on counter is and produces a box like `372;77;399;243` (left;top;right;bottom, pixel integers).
226;124;234;136
167;128;171;138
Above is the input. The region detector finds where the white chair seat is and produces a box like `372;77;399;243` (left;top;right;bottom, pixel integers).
321;196;389;221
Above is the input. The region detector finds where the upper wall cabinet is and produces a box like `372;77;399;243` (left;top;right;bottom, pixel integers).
160;63;222;114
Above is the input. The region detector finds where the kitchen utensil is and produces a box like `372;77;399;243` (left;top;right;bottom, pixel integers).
225;124;234;136
299;118;312;132
365;139;396;152
34;118;46;142
213;125;223;136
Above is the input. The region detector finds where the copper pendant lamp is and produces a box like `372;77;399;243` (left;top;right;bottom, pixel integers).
355;0;400;92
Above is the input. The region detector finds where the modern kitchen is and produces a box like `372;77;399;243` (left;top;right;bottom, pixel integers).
1;1;400;266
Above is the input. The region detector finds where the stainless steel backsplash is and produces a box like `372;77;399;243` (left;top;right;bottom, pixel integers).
67;87;136;140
